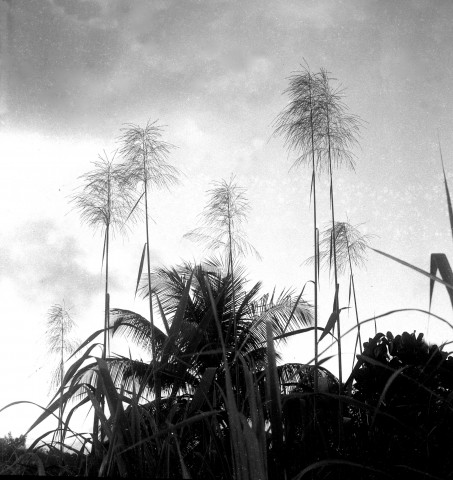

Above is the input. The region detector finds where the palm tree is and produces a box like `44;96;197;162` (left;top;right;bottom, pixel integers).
108;260;313;407
118;121;179;399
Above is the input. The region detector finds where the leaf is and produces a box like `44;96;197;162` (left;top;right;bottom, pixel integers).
319;288;348;342
25;384;87;434
430;253;453;310
372;248;453;297
293;459;392;480
188;367;217;415
62;342;100;386
95;357;125;427
438;139;453;242
265;318;284;476
125;191;145;225
155;293;170;335
136;243;147;298
101;228;107;273
281;285;307;335
160;273;193;366
273;326;329;342
83;387;113;441
370;366;409;429
67;326;110;361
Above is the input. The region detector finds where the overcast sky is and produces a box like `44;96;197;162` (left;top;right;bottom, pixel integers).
2;0;453;443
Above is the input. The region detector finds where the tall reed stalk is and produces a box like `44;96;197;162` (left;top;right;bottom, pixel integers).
71;152;137;453
318;69;361;391
118;121;179;411
184;176;260;347
46;302;77;462
313;221;373;367
71;153;135;358
273;65;324;396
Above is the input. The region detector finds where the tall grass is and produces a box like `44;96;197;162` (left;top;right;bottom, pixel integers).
274;64;324;395
310;221;373;367
4;74;453;480
45;302;77;462
118;121;179;411
184;177;261;397
71;152;137;359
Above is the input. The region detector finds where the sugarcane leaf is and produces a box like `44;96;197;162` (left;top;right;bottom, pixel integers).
135;243;147;298
125;191;145;225
265;318;284;471
372;248;453;300
155;293;170;335
160;273;193;365
25;384;86;434
63;342;100;386
101;229;107;274
273;326;330;342
439;140;453;242
188;367;217;415
430;253;453;310
319;286;345;342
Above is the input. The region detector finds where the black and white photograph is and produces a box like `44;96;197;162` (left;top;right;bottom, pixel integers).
1;1;453;477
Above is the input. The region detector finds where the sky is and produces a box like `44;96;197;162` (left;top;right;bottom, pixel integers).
1;0;453;445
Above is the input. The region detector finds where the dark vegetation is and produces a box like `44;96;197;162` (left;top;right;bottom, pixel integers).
2;65;453;478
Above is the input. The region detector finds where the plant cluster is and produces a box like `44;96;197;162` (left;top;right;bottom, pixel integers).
3;65;453;479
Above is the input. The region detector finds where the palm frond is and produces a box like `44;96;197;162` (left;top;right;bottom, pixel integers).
111;308;168;353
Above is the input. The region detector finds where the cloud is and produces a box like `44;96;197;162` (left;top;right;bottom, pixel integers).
52;0;103;23
3;0;453;148
0;219;105;306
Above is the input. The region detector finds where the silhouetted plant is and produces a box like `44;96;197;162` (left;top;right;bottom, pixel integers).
310;221;373;365
71;152;137;358
70;151;137;457
118;121;179;408
184;177;261;361
317;69;361;391
347;331;453;477
46;302;77;460
273;65;324;394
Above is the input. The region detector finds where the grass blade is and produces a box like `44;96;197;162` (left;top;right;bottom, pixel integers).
265;318;284;479
135;243;147;298
372;248;453;292
438;139;453;241
429;253;453;309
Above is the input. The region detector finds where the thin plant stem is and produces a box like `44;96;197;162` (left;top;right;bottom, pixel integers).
46;303;76;463
144;166;158;410
118;120;179;416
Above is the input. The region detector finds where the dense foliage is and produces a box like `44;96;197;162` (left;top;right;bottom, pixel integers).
3;64;453;478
